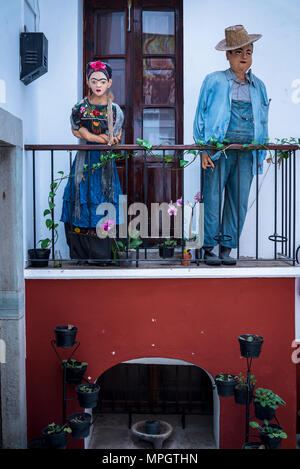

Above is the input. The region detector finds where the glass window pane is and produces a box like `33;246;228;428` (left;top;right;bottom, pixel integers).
143;58;175;105
96;10;125;55
108;59;125;106
142;11;175;55
143;108;175;146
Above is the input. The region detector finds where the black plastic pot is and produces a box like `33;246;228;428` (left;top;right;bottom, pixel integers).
238;334;264;358
75;383;100;408
64;361;87;384
234;384;254;405
254;402;276;421
159;245;175;258
42;427;67;449
54;326;78;348
145;420;160;435
215;374;238;397
259;424;283;449
67;412;91;439
242;441;265;449
28;248;50;267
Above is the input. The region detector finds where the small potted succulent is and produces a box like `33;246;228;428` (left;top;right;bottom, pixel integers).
234;372;256;405
238;334;264;358
214;373;239;397
62;358;88;384
67;412;92;439
254;387;286;421
54;324;78;349
42;422;72;449
159;238;177;258
112;229;143;266
249;420;287;449
75;383;100;409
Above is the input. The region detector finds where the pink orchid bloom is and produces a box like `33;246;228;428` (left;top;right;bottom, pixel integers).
168;203;178;216
90;60;106;72
194;192;201;203
101;219;115;232
176;197;183;206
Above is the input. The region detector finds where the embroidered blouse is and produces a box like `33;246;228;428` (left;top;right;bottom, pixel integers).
70;97;124;136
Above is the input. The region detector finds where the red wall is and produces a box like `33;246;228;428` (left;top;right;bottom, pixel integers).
25;277;297;449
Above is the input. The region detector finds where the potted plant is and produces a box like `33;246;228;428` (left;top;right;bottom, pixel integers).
242;441;265;449
159;238;177;258
249;420;287;449
42;422;72;449
254;387;286;421
67;412;91;439
178;248;193;266
54;324;78;349
238;334;264;358
75;383;100;408
112;229;143;266
234;372;256;405
28;171;64;267
62;358;88;384
214;373;238;397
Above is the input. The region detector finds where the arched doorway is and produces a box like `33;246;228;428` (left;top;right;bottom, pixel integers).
86;357;219;449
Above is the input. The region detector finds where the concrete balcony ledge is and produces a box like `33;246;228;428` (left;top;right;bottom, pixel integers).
24;264;300;280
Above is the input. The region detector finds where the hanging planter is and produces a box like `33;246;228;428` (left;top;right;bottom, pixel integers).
214;374;238;397
234;372;256;405
250;421;287;450
54;325;78;348
67;412;91;439
62;359;88;384
254;387;286;421
242;441;265;449
234;384;254;405
28;248;50;268
238;334;264;358
75;383;100;408
42;423;72;449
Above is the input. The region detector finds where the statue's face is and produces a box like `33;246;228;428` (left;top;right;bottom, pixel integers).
87;71;112;97
226;43;253;75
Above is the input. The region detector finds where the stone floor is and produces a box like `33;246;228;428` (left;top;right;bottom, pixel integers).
88;413;217;449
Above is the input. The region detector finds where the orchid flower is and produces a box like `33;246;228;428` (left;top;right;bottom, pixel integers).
100;219;114;233
168;202;178;216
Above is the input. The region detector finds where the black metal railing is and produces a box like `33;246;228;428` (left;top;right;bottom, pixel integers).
24;144;299;267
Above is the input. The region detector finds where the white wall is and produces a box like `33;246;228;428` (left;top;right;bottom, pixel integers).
184;0;300;260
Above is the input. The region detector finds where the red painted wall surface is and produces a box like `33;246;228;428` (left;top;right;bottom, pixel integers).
25;277;297;449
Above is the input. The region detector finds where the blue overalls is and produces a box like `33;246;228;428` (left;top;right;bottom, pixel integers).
203;100;254;248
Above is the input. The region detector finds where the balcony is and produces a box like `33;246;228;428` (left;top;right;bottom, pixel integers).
24;143;299;271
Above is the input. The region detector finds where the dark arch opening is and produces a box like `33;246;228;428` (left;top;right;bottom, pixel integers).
87;360;216;449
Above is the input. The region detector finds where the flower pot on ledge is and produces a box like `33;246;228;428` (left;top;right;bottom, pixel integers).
28;248;50;267
178;251;192;266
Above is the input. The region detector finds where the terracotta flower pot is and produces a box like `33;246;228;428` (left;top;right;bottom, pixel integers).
179;252;192;266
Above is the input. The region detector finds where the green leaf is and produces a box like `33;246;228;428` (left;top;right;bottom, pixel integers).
180;160;189;167
51;182;58;189
249;422;259;428
43;209;51;216
186;150;197;156
49;192;56;199
164;154;173;163
46;219;54;228
40;238;51;249
58;170;64;175
48;202;55;210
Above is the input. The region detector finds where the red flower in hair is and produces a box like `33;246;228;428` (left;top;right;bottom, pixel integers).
90;61;106;72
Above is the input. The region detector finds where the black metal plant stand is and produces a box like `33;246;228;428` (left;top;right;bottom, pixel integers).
50;339;80;424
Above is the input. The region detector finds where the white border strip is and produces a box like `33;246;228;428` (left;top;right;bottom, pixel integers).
24;266;300;280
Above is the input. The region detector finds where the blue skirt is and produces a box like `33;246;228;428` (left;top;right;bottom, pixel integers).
60;143;124;227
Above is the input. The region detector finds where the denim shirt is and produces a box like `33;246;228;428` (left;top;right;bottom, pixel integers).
193;68;270;174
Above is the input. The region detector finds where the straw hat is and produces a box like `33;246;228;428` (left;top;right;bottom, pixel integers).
215;25;262;51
